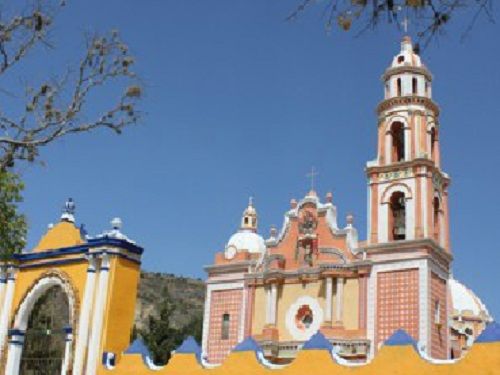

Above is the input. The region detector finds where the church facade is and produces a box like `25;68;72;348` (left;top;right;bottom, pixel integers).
202;37;492;364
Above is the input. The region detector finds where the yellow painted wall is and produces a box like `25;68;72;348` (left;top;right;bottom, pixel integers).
102;257;141;358
10;262;88;320
342;278;359;330
98;342;500;375
276;281;325;341
251;286;267;335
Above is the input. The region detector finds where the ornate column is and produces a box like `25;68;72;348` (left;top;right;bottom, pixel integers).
0;266;17;361
4;329;25;375
73;256;97;375
61;328;73;375
265;285;272;325
335;277;344;324
325;277;333;323
86;253;111;374
270;283;278;326
0;267;7;316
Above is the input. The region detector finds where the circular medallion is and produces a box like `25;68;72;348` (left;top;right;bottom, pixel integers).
285;296;324;341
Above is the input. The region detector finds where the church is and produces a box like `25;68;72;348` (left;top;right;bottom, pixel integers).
201;37;492;364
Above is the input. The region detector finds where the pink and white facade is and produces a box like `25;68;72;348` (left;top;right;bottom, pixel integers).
201;37;492;364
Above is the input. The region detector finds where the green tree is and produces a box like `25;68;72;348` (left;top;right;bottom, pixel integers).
140;287;185;365
0;171;27;259
140;287;203;365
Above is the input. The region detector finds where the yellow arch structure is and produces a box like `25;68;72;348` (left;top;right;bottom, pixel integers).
0;209;143;375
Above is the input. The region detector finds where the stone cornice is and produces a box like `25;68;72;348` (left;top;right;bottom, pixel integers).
363;238;453;264
204;260;255;274
382;65;433;82
377;96;440;116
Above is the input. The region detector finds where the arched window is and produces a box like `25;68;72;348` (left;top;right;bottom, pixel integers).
389;192;406;241
396;78;402;96
412;77;418;95
391;122;405;162
433;196;440;242
430;128;437;162
221;313;230;340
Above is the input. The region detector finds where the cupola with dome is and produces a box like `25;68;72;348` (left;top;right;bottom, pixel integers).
224;198;266;259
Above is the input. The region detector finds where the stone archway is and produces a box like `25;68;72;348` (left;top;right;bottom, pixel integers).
5;274;78;375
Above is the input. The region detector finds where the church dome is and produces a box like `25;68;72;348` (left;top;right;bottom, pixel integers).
226;230;266;254
450;278;491;319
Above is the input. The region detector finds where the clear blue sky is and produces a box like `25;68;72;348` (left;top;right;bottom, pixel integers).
15;1;499;319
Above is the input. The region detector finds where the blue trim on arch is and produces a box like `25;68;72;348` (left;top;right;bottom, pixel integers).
9;340;24;346
100;267;110;271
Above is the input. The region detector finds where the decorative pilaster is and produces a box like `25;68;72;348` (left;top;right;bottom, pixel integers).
334;277;344;325
61;327;73;375
85;253;111;374
324;277;333;323
72;256;97;375
0;266;17;361
4;329;25;375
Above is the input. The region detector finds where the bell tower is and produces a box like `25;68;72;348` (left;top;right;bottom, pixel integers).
365;37;452;360
367;36;450;250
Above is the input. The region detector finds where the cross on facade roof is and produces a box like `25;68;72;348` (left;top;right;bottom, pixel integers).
306;167;319;191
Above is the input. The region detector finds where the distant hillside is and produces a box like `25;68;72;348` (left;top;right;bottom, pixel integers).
134;271;205;332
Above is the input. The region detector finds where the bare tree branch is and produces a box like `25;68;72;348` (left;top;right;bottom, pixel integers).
288;0;493;48
0;3;142;171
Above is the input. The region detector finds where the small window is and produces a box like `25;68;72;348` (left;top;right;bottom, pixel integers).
433;196;440;242
221;313;230;340
434;301;441;324
396;78;402;96
430;128;437;162
244;217;249;225
398;55;405;63
412;78;417;95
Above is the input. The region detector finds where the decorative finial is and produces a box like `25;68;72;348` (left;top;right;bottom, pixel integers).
326;192;333;203
249;196;254;207
346;213;354;226
306;167;319;192
290;198;298;209
111;217;122;230
61;198;76;223
270;225;278;239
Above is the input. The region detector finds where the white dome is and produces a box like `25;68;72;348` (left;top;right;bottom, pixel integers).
450;278;491;318
226;230;266;254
